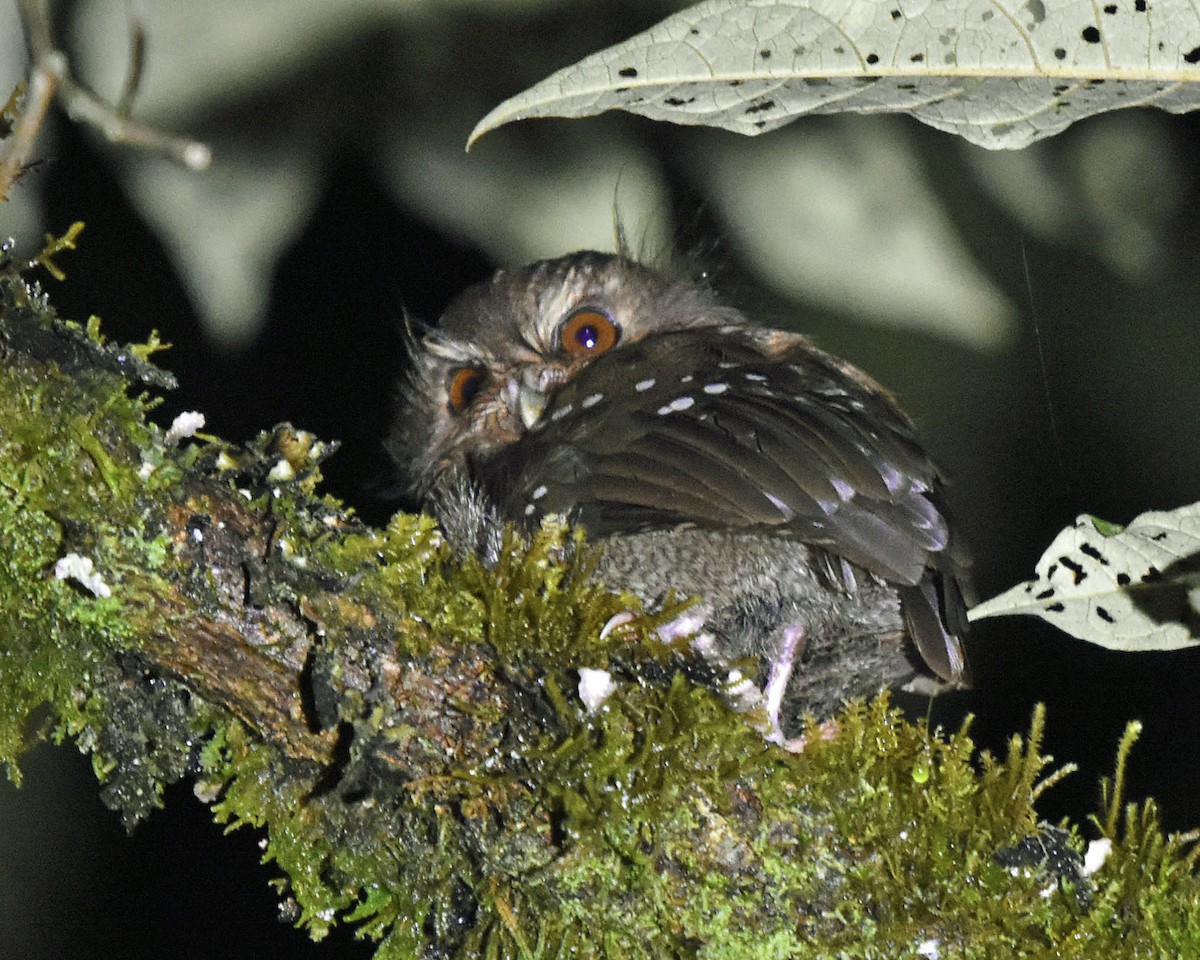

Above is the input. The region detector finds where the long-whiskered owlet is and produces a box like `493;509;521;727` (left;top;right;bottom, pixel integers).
390;251;970;741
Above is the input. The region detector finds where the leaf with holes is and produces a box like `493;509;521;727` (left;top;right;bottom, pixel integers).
469;0;1200;150
969;504;1200;650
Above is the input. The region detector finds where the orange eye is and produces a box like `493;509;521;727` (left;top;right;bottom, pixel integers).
560;308;619;358
447;367;485;413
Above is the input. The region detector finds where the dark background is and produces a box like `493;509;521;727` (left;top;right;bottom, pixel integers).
3;2;1200;957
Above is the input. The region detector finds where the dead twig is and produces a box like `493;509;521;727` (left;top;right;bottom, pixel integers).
0;51;63;201
0;0;211;202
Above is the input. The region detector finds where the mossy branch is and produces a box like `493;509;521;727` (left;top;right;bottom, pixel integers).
2;261;1199;958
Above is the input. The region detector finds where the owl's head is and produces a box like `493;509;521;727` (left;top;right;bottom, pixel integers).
394;251;741;496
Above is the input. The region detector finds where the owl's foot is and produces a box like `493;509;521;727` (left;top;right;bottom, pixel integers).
685;627;765;717
763;624;808;751
655;610;707;644
618;609;835;753
600;609;708;645
657;612;762;708
757;624;842;752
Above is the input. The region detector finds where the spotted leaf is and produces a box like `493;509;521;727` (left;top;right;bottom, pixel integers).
969;504;1200;650
470;0;1200;151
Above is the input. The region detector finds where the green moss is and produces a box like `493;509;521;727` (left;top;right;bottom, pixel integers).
0;274;176;782
33;222;86;281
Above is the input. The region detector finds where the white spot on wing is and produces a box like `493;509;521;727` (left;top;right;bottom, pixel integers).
703;382;729;395
532;485;548;500
581;392;604;408
550;403;574;422
657;395;695;415
830;476;855;500
635;378;656;392
764;491;795;519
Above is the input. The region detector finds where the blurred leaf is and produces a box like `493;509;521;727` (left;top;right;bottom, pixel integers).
694;120;1014;347
69;0;559;115
118;149;321;347
378;122;672;268
965;111;1186;281
969;503;1200;651
470;0;1200;150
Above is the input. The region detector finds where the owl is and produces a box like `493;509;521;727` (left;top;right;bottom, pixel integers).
391;251;969;741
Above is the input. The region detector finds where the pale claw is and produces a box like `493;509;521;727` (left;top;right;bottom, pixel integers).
599;610;637;639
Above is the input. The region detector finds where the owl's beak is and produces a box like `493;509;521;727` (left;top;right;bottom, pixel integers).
515;379;547;430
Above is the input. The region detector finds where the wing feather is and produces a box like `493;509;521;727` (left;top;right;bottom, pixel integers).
480;325;969;683
492;329;944;575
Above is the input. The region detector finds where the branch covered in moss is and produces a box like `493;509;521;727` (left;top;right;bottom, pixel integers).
2;259;1199;959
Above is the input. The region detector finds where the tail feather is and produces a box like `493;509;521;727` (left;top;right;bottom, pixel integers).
898;572;970;688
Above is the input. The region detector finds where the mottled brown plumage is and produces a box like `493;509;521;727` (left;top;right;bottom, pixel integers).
391;251;969;734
